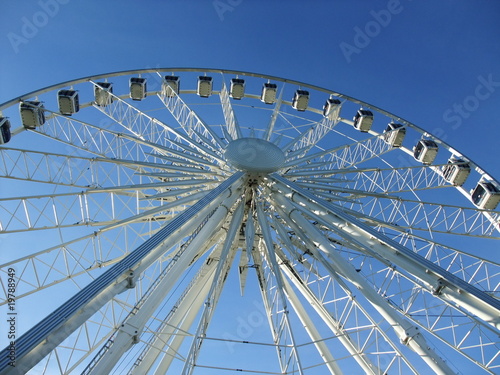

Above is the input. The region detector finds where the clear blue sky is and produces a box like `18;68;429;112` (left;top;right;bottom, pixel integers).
1;0;499;177
0;1;499;373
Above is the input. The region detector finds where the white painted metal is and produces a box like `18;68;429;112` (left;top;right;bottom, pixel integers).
270;191;455;375
0;68;498;375
256;203;304;375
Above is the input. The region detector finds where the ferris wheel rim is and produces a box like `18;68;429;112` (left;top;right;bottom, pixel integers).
1;66;498;186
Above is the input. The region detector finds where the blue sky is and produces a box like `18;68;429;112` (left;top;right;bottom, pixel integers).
0;1;500;373
1;0;499;177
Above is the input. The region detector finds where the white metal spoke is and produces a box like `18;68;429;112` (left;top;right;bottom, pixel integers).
263;84;284;141
89;82;224;165
0;172;245;374
156;86;226;152
284;132;394;171
270;175;500;330
219;79;242;140
343;195;500;238
0;183;214;234
181;200;244;375
35;113;148;161
284;116;340;159
128;242;220;375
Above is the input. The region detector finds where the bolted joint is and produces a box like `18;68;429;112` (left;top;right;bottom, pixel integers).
120;322;141;345
432;278;446;295
400;326;420;346
125;270;136;289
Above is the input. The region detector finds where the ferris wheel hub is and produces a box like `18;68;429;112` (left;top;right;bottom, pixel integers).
224;137;285;174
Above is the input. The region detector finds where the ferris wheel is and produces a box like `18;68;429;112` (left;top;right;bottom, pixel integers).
0;68;499;375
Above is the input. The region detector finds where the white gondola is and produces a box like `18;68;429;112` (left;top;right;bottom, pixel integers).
20;101;45;129
162;76;180;97
0;117;11;144
323;97;341;120
197;76;213;98
292;89;310;111
353;109;373;132
58;89;79;115
471;181;500;210
129;77;147;101
261;82;277;104
442;157;470;186
230;78;245;100
94;82;113;107
413;139;438;164
383;122;406;147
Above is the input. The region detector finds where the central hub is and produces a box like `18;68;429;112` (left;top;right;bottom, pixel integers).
224;137;285;174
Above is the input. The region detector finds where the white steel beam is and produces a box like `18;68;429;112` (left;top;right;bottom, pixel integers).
256;202;304;375
270;174;500;330
90;81;223;164
219;80;242;140
263;84;284;141
0;172;245;375
86;222;228;374
130;242;221;374
157;88;226;152
279;274;343;375
283;116;339;158
274;225;419;373
271;215;387;374
270;187;455;375
181;200;245;375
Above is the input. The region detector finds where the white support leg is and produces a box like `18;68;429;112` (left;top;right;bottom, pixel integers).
279;274;344;375
181;200;245;375
130;242;221;374
87;209;232;375
0;173;245;375
272;215;418;374
270;188;455;375
256;202;305;375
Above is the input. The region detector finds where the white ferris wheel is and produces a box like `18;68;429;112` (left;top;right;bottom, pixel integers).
0;68;499;375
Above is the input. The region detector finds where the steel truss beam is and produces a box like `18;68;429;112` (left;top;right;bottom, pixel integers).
269;175;500;330
85;201;237;374
219;79;242;140
181;200;245;374
270;208;417;374
0;180;216;234
268;176;458;375
0;172;245;375
89;82;224;165
156;85;226;152
35;108;224;176
128;237;223;374
283;116;339;159
283;131;394;171
256;202;305;375
264;84;284;141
